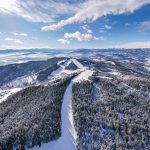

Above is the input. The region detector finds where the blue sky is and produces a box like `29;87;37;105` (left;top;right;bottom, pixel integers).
0;0;150;49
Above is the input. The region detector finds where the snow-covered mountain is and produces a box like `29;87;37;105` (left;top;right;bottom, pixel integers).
0;49;150;150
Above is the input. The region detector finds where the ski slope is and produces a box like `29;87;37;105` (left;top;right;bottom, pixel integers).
28;81;77;150
50;58;86;78
28;59;93;150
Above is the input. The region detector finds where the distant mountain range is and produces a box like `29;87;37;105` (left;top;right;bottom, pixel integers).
0;48;150;66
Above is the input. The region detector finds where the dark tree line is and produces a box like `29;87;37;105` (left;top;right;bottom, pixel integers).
72;76;150;150
37;63;60;81
65;62;78;70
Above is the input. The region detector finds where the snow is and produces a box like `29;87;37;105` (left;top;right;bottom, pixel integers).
28;81;77;150
68;59;93;82
109;70;121;76
93;83;101;91
71;58;93;82
118;112;124;119
71;59;84;69
28;58;93;150
144;66;150;72
57;59;67;65
50;66;64;76
3;74;38;88
0;88;22;103
97;76;112;80
49;60;73;77
100;128;115;138
145;58;150;66
92;58;101;62
48;58;88;81
73;70;93;82
105;61;115;65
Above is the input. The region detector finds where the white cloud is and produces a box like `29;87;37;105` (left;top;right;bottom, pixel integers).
99;24;112;33
125;23;131;26
42;0;150;31
5;38;14;41
94;36;105;41
0;0;78;23
94;37;99;41
58;38;70;45
104;25;112;30
87;30;93;34
1;0;149;30
81;25;89;30
0;32;2;34
81;24;93;33
12;32;28;37
15;39;23;44
112;41;150;49
138;20;150;31
64;31;93;41
5;37;23;44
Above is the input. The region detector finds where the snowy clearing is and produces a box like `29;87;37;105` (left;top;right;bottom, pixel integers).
73;70;93;82
0;88;22;103
48;58;86;81
49;60;74;77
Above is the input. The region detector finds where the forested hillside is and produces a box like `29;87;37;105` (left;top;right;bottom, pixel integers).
0;74;76;150
72;76;150;149
0;52;150;150
0;57;65;87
